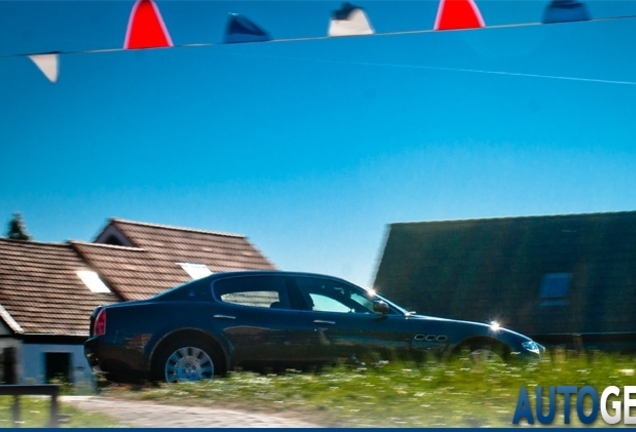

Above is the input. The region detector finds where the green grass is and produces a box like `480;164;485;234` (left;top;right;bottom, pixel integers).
0;396;123;428
105;349;636;427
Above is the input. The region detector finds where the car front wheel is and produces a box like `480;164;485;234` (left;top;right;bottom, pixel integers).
467;347;504;363
452;339;510;364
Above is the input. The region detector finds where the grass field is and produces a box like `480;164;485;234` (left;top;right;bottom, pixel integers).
0;396;122;428
104;349;636;427
7;350;629;427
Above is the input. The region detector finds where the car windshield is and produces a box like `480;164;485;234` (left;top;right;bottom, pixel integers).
295;276;411;315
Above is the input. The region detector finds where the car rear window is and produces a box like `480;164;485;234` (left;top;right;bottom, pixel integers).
213;276;290;309
152;277;213;301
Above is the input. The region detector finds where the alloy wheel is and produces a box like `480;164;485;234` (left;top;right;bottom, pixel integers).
164;346;214;383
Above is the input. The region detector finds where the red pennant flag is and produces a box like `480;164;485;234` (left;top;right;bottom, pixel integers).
124;0;173;49
434;0;485;31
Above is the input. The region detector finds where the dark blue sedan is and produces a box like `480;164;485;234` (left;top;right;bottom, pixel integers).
85;271;544;383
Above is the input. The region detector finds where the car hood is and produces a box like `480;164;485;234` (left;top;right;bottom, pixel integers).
406;313;534;346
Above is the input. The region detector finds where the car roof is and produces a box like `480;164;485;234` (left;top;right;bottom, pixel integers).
147;270;357;300
204;270;353;283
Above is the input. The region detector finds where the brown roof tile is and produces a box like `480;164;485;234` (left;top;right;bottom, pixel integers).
75;219;276;300
0;239;121;336
110;219;275;269
71;242;185;299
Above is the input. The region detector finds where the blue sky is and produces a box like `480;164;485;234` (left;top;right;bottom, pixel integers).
1;0;635;287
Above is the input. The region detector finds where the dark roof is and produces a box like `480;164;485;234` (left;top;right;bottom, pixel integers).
373;211;636;336
0;238;120;336
77;218;276;300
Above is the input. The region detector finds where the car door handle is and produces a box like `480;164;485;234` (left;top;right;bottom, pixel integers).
313;320;336;325
213;315;236;320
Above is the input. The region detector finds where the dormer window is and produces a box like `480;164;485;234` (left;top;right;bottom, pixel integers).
103;235;123;246
94;224;133;247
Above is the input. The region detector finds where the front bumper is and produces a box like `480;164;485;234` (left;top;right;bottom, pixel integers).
510;340;545;361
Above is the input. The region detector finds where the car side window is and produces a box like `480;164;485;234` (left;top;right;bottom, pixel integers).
213;276;291;309
294;277;375;314
308;293;353;313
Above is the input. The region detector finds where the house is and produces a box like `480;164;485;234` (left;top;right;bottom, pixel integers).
0;218;275;385
0;239;121;386
373;211;636;351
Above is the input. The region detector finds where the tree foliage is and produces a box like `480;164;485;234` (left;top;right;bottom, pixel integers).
7;213;31;241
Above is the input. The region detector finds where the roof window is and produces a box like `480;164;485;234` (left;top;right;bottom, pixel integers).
77;271;112;293
539;273;571;306
178;263;212;280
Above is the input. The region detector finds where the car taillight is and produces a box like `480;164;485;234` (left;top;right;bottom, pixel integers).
94;309;106;336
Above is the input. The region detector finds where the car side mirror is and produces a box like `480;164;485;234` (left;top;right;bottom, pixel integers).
373;300;389;315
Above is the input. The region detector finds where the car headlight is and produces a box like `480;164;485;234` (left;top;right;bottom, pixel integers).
522;340;541;354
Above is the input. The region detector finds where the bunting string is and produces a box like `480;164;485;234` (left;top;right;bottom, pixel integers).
2;0;635;84
5;13;636;60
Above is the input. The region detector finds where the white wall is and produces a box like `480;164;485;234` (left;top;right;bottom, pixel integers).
20;343;95;387
0;338;21;351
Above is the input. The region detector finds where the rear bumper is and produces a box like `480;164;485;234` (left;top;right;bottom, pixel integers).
84;336;151;382
84;337;100;369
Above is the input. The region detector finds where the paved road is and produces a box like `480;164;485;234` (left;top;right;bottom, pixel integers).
60;396;321;428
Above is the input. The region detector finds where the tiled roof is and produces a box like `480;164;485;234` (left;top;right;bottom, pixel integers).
109;218;275;271
373;211;636;337
0;239;120;336
109;218;245;240
70;242;185;301
75;218;276;300
0;218;276;335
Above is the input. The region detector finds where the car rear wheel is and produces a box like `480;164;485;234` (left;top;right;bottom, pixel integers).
155;339;217;383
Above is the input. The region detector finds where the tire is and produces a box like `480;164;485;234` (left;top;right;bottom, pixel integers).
453;339;510;364
153;339;218;384
467;347;505;363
